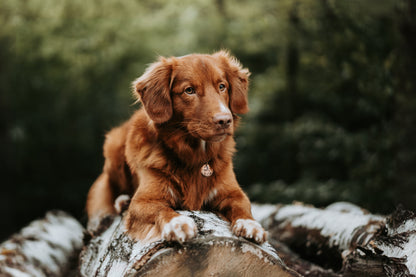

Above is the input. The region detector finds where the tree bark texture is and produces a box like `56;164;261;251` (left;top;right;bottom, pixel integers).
1;203;415;277
252;202;416;277
0;210;85;277
79;210;300;277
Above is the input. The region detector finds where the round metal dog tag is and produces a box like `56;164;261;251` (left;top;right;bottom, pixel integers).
201;163;213;177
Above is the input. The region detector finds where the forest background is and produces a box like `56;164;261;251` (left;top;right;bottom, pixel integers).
1;0;415;240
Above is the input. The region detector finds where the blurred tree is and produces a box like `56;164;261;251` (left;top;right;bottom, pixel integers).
394;0;416;212
235;0;402;212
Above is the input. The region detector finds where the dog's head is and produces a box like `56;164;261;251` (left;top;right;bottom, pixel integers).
133;51;250;142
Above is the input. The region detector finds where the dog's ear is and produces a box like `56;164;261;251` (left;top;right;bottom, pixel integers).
133;58;173;123
214;50;250;114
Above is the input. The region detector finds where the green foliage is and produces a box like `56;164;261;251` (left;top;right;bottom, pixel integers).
236;0;401;212
0;0;415;238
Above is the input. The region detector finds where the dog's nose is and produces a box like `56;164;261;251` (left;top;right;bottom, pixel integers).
213;113;232;129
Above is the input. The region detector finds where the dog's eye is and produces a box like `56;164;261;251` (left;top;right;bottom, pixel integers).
184;87;196;95
219;84;226;92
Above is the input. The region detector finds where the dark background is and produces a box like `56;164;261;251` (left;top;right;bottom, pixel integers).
1;0;415;240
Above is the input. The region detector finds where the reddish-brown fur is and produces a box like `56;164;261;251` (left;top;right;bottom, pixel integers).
86;51;266;243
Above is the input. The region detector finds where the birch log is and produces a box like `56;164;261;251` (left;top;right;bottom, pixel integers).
0;210;85;277
79;211;300;277
252;202;416;277
2;202;414;277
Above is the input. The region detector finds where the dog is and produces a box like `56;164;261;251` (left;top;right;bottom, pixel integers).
86;51;267;244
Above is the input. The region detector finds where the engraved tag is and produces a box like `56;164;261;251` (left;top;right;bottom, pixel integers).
201;163;214;177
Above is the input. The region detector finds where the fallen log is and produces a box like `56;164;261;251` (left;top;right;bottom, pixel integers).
79;211;300;277
252;202;416;277
0;210;85;277
2;202;414;276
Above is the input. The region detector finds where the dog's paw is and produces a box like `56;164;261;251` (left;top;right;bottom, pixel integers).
114;194;131;214
232;219;267;244
161;215;197;243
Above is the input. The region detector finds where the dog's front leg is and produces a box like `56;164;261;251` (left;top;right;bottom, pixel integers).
125;198;197;243
124;171;196;243
216;188;267;244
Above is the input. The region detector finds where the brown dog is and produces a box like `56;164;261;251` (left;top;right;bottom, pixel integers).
86;51;266;244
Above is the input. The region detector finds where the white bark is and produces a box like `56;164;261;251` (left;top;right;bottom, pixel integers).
0;210;84;277
253;202;416;277
2;202;415;277
79;211;300;277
